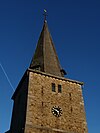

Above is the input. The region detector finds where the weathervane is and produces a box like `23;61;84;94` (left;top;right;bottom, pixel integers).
43;9;47;22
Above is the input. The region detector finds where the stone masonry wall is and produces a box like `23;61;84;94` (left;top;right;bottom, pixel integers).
9;75;28;133
25;71;88;133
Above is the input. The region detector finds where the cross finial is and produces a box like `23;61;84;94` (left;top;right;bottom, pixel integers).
43;9;47;22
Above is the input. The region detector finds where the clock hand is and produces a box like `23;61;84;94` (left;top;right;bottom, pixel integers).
54;109;59;114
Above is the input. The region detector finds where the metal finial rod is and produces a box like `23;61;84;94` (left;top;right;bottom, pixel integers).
43;9;47;21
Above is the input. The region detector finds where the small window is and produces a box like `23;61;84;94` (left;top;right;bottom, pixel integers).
52;83;56;92
71;106;73;113
69;93;72;100
58;85;62;93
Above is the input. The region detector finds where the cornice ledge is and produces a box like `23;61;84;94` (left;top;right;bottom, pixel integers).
28;68;84;85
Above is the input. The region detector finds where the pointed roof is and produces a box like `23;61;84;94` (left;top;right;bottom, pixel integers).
30;20;65;77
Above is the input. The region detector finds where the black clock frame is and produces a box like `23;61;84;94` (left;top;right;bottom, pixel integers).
52;106;62;117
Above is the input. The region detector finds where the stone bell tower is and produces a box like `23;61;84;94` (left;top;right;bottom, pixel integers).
6;15;88;133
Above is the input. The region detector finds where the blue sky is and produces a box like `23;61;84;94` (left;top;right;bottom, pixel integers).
0;0;100;133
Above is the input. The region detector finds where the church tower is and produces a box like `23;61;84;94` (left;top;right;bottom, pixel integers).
6;15;88;133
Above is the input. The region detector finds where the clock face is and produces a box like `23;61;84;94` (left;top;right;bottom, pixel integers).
52;106;62;117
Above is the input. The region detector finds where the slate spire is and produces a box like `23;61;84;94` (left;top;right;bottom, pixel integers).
30;19;66;77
